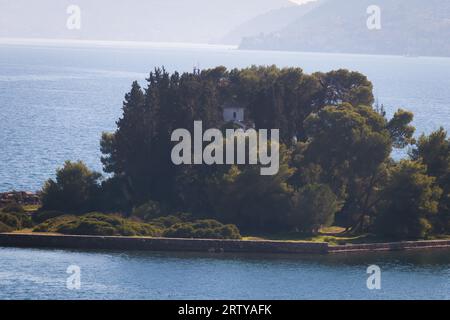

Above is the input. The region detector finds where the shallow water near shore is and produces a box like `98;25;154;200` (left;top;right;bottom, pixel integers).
0;246;449;299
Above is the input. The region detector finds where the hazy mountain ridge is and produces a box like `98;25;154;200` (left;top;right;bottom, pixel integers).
239;0;450;57
220;1;322;45
0;0;289;43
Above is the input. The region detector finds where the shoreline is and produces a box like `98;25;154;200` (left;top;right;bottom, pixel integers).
1;233;450;255
0;37;237;51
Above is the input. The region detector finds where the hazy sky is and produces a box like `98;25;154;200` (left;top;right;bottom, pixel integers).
0;0;297;43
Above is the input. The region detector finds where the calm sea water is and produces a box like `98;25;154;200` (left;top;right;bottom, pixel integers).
1;43;450;192
0;246;449;300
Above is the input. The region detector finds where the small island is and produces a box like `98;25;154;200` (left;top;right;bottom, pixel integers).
1;66;449;253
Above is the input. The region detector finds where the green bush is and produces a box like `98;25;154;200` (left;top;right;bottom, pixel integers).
149;213;192;228
0;212;33;230
41;161;102;213
1;202;25;213
132;200;162;221
191;219;223;229
32;210;65;224
0;221;13;233
18;213;33;228
33;212;240;239
33;215;76;233
163;219;241;239
58;219;117;236
291;184;340;235
0;213;20;229
34;213;162;237
374;161;442;239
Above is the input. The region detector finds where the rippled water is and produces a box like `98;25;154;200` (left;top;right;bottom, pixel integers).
0;246;449;300
1;44;450;192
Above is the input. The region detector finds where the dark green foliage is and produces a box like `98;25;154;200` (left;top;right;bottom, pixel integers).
100;74;221;206
39;65;450;240
32;210;66;224
313;69;374;107
387;109;416;148
0;212;32;230
132;200;163;221
200;148;295;233
1;202;25;213
34;213;162;237
297;103;394;231
0;213;20;229
411;128;450;179
375;161;442;239
99;66;376;211
291;184;341;235
15;213;32;229
149;213;193;228
0;201;33;230
163;219;241;239
0;221;13;233
33;213;241;239
41;161;102;213
410;128;450;233
33;215;75;233
94;66;426;237
97;176;131;213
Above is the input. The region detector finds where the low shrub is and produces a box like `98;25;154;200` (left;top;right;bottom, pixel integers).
0;213;20;229
58;219;117;236
149;213;192;228
0;212;33;230
33;212;240;239
32;210;66;224
34;213;162;237
0;221;13;233
163;219;241;239
132;200;162;221
33;215;76;233
1;202;25;213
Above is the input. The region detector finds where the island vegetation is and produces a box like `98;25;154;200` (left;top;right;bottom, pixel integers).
1;65;449;243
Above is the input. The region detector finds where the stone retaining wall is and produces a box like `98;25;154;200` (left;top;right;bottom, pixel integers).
1;233;450;254
329;240;450;253
0;233;328;254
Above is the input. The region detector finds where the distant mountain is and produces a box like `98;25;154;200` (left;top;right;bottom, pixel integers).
0;0;290;43
220;1;322;45
240;0;450;57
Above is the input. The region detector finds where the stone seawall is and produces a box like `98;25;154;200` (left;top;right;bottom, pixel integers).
329;240;450;253
0;233;328;254
1;233;450;254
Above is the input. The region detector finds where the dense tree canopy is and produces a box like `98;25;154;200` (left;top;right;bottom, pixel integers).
375;161;442;239
410;128;450;233
291;184;341;235
41;161;101;213
41;66;450;238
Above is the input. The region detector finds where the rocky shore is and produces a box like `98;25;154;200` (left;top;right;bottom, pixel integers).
0;191;40;207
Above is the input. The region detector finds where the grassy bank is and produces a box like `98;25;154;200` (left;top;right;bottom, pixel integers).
244;227;450;245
